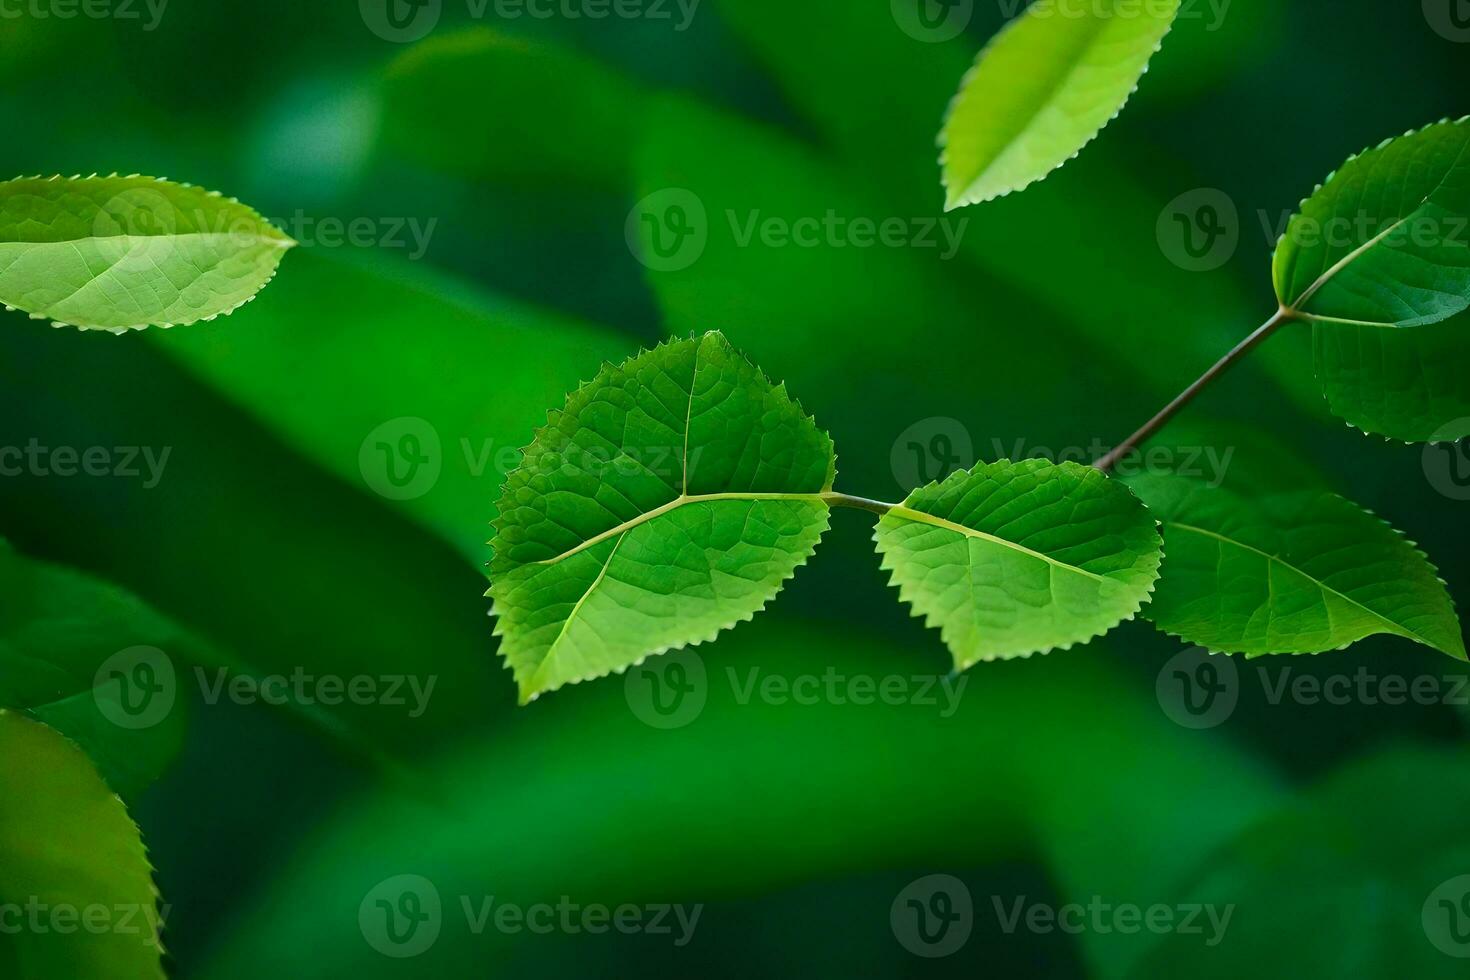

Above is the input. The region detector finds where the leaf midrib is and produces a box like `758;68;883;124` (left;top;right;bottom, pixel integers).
0;232;292;249
533;491;1113;586
1284;123;1470;318
1167;520;1439;650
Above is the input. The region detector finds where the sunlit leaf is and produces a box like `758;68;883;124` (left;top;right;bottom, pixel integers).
0;174;292;332
0;710;164;980
1129;473;1465;658
940;0;1179;208
875;460;1162;667
1275;118;1470;328
489;332;836;703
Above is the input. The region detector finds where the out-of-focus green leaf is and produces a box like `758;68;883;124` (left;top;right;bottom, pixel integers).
940;0;1179;208
196;618;1282;978
1315;311;1470;442
151;251;628;566
1128;748;1470;978
0;175;293;332
382;29;644;188
0;271;517;761
712;0;1318;414
1129;473;1465;658
0;710;164;980
875;461;1161;667
491;333;835;702
0;540;189;800
1275;119;1470;329
633;95;1168;488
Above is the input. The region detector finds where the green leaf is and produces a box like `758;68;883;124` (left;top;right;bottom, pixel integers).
1274;118;1470;328
489;332;836;703
195;619;1280;980
0;540;189;800
1314;309;1470;442
0;711;164;980
874;460;1162;667
1128;748;1470;979
154;250;627;566
656;20;1319;417
1128;473;1465;658
940;0;1179;209
383;28;644;189
0;174;293;332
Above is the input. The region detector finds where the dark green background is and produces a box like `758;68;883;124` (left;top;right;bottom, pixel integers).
3;1;1470;976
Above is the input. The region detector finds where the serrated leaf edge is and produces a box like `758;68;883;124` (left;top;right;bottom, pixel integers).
1142;491;1466;660
485;330;840;702
938;0;1179;210
0;173;295;333
872;460;1165;669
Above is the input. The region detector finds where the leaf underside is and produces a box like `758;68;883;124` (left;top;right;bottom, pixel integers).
875;459;1163;668
1274;117;1470;328
0;711;164;980
0;174;293;332
488;331;836;703
940;0;1179;209
1128;474;1465;659
1314;310;1470;442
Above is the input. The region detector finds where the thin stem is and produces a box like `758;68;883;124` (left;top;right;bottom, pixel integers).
821;491;897;516
1095;307;1298;474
